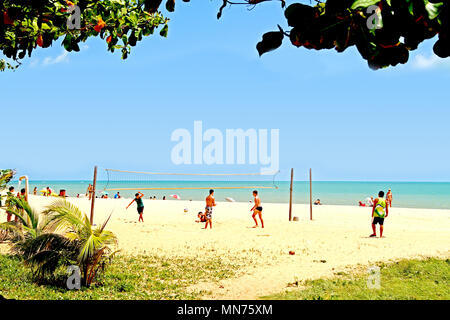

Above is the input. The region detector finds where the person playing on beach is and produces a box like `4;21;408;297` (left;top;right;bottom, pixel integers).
204;189;216;229
386;189;393;207
314;199;322;205
126;192;145;222
114;192;121;199
196;211;207;223
250;190;264;228
33;187;37;195
46;187;52;197
370;191;389;238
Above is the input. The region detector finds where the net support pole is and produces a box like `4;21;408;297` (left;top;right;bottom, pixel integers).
19;176;29;202
309;168;313;221
90;166;98;225
289;168;294;221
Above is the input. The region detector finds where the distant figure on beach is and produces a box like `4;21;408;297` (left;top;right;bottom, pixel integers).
114;192;121;199
196;211;207;223
204;189;216;229
87;184;94;200
250;190;264;228
163;196;166;200
5;187;17;222
46;187;52;197
17;188;26;200
33;187;37;195
314;199;322;205
126;192;145;222
366;196;374;207
370;191;389;238
386;189;393;207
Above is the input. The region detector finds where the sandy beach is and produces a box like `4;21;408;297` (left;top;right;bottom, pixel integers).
1;195;449;299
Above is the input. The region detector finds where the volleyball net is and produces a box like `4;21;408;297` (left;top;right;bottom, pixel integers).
103;169;280;192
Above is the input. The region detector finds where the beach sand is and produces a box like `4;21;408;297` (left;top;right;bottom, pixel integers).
1;195;449;299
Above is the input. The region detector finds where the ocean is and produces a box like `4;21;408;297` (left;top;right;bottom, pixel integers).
9;180;450;210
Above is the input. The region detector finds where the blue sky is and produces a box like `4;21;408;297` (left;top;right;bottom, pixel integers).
1;1;450;182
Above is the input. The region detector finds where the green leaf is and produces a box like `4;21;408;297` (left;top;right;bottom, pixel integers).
351;0;381;10
256;31;284;57
425;1;444;20
166;0;175;12
159;24;169;37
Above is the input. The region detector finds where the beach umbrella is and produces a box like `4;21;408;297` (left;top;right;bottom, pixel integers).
170;194;181;200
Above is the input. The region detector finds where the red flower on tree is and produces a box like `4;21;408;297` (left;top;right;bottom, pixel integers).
3;11;14;25
37;35;44;47
94;18;106;33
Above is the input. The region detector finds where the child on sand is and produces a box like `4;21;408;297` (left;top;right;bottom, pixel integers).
196;211;207;223
370;191;389;238
250;190;264;228
126;192;145;222
204;189;216;229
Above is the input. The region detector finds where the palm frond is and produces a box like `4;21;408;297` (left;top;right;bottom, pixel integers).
9;197;39;229
0;221;24;242
43;200;90;235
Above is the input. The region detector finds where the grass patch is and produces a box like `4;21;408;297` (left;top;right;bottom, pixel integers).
264;258;450;300
0;253;242;300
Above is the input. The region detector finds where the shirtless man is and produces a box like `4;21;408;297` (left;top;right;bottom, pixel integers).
386;189;393;207
87;184;94;200
204;189;216;229
250;190;264;228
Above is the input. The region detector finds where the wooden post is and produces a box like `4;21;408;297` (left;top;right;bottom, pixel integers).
289;168;294;221
309;168;313;220
90;166;98;225
19;176;29;202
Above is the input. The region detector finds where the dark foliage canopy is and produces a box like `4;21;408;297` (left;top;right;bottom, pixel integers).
1;0;448;71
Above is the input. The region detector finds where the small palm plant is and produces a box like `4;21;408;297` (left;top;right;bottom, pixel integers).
0;198;117;287
43;200;118;286
0;197;50;243
0;197;74;278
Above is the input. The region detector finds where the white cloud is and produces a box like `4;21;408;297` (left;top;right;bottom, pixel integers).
41;45;88;67
412;53;450;70
43;50;69;66
29;58;40;68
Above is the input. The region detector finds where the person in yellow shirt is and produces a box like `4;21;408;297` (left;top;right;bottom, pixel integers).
370;191;389;238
